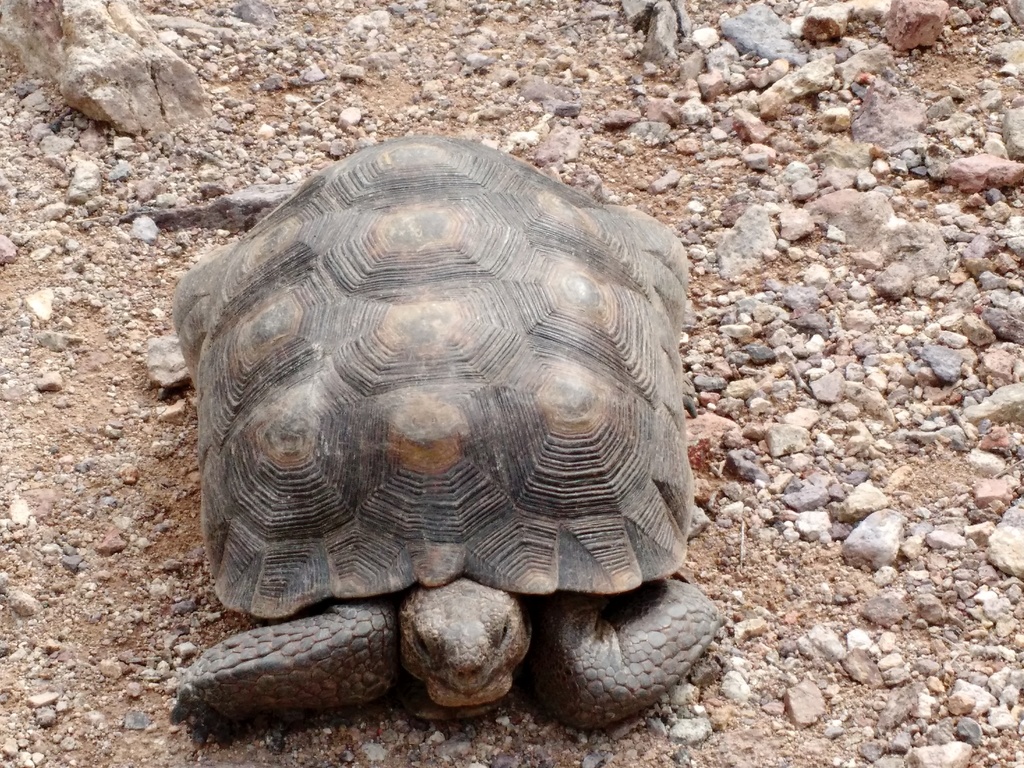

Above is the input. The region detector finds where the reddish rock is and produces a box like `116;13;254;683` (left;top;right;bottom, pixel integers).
978;425;1011;451
688;413;739;444
0;234;17;265
946;154;1024;192
645;98;683;127
974;478;1013;509
600;110;641;130
732;109;775;144
980;349;1017;388
96;526;128;556
697;70;727;102
885;0;949;51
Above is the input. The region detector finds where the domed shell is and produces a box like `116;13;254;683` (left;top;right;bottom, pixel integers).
173;136;693;619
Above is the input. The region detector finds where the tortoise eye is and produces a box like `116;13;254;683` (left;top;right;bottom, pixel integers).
413;630;430;659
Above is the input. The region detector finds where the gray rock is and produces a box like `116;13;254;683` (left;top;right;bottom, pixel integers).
1009;0;1024;25
758;56;836;120
962;383;1024;424
882;220;951;280
0;0;211;135
644;0;680;62
720;670;752;702
811;370;845;404
807;625;846;662
874;262;914;300
716;205;777;278
914;594;946;625
669;716;713;745
980;307;1024;345
627;121;672;143
784;486;831;513
917;345;963;384
843;509;904;570
232;0;276;26
877;683;923;733
147;336;189;389
725;450;769;484
361;742;387;762
850;80;927;150
650;169;682;194
721;4;807;65
861;593;908;627
1004;108;1024;161
954;718;982;745
835;45;896;87
123;710;151;730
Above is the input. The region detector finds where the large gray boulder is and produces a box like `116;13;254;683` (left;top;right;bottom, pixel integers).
0;0;211;134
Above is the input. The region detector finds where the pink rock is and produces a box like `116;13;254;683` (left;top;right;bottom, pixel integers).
697;70;727;102
885;0;949;51
96;526;127;556
645;98;683;127
974;478;1013;509
732;109;775;144
979;426;1011;451
0;234;17;265
779;207;816;241
980;350;1016;388
946;154;1024;193
601;110;641;130
688;413;739;444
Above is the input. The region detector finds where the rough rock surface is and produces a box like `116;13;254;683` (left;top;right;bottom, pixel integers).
0;0;211;134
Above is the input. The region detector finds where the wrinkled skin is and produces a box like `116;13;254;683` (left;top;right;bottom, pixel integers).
173;578;721;734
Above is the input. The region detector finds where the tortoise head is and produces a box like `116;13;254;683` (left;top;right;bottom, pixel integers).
400;579;530;708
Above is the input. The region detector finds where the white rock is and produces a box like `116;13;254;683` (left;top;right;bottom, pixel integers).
988;525;1024;578
842;510;904;570
691;27;719;49
967;448;1007;477
720;670;752;702
906;743;972;768
796;510;831;540
24;288;53;321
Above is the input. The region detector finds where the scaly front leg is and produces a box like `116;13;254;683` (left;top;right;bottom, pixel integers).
172;599;398;731
529;580;721;729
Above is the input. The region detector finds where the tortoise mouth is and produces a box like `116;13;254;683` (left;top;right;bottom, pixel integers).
425;670;515;708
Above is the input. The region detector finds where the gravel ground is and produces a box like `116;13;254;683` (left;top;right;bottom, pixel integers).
1;1;1023;767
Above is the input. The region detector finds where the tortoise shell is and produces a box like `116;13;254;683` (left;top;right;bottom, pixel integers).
173;136;693;619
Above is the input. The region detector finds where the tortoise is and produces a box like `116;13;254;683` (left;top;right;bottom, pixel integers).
170;135;721;731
